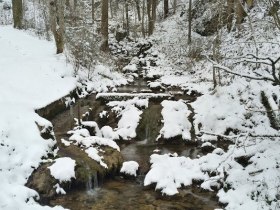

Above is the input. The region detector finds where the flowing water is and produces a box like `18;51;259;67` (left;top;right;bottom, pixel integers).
47;79;223;210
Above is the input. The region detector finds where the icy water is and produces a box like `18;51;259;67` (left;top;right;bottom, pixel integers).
47;80;223;210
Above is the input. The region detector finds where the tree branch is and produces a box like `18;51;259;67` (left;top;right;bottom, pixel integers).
207;57;275;82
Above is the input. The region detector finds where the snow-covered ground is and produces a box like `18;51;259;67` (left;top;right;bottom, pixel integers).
0;26;77;210
138;2;280;210
0;25;126;209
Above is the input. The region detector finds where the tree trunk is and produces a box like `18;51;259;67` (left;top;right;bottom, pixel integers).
49;0;65;54
227;0;234;32
101;0;109;52
92;0;95;23
246;0;254;8
164;0;168;18
173;0;177;14
235;0;247;26
135;0;141;21
147;0;152;35
188;0;192;44
142;0;145;37
110;0;113;18
151;0;157;35
12;0;23;29
125;0;129;35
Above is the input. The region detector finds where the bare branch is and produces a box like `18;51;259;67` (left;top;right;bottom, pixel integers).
207;57;275;82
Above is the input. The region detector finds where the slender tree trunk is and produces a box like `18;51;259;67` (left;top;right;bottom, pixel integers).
188;0;192;44
12;0;23;29
101;0;109;52
49;0;65;54
92;0;95;23
164;0;168;18
142;0;145;37
146;0;156;36
235;0;247;26
246;0;254;8
151;0;157;34
173;0;177;14
110;0;113;18
227;0;234;32
125;0;129;35
135;0;141;21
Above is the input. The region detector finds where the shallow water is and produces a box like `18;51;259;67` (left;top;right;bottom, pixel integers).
47;80;223;210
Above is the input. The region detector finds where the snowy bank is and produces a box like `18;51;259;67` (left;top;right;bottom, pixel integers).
0;26;76;209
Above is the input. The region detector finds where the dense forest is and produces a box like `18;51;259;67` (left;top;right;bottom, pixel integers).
0;0;279;210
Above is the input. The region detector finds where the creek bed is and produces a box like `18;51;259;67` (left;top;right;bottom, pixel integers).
45;90;223;210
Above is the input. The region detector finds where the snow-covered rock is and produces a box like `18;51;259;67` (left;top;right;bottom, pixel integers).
120;161;139;177
48;157;76;183
157;100;192;141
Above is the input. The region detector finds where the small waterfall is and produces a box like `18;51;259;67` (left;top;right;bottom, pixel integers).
93;171;99;189
145;125;150;142
86;171;99;195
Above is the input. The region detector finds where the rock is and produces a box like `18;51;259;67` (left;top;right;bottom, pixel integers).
201;142;216;153
26;163;64;204
81;121;101;136
27;144;123;202
36;122;55;140
120;161;139;178
3;2;11;10
116;30;127;42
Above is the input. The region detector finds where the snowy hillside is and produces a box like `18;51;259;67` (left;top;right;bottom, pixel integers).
1;0;280;210
0;26;77;209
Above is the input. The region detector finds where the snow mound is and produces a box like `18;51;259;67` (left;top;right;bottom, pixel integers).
85;147;108;168
69;130;120;151
120;161;139;176
101;125;119;140
144;153;208;195
157;100;192;140
108;98;149;140
48;157;76;183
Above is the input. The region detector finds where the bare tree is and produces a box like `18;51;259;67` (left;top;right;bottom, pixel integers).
92;0;95;23
135;0;141;21
147;0;152;35
188;0;192;44
226;0;234;32
125;0;130;35
173;0;177;14
164;0;168;18
142;0;146;37
12;0;23;29
49;0;65;54
100;0;109;52
268;0;280;29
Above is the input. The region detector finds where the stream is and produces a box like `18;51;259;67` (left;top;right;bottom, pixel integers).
42;78;223;210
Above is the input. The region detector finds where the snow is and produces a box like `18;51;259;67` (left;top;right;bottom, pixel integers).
61;139;71;147
48;158;76;183
53;184;66;195
85;147;108;168
123;63;138;72
1;1;280;210
157;100;192;140
0;26;76;209
108;98;149;140
120;161;139;177
101;125;119;140
81;121;102;136
68;128;120;151
145;138;280;209
96;92;171;101
144;153;209;195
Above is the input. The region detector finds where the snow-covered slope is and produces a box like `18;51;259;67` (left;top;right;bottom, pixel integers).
0;26;76;210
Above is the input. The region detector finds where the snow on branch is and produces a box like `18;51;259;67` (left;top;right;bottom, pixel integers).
207;56;275;82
